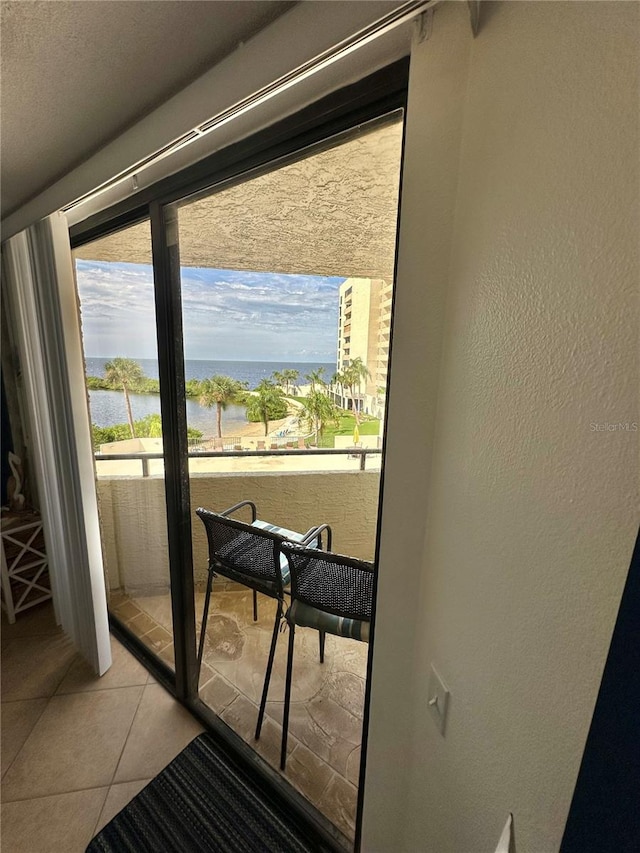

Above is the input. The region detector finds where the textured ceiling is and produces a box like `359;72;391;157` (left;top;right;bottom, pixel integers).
73;120;404;280
0;0;294;218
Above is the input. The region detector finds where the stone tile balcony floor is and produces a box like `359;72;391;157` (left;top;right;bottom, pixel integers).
112;584;368;841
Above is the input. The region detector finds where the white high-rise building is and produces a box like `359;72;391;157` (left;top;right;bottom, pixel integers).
333;277;392;418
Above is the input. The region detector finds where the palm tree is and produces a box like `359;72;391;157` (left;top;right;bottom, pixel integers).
104;357;144;438
331;370;345;407
341;357;370;425
282;368;299;396
271;370;285;391
298;390;338;445
246;379;286;436
304;366;326;393
199;375;244;438
185;378;202;398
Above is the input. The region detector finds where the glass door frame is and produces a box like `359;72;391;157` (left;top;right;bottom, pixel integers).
70;58;409;852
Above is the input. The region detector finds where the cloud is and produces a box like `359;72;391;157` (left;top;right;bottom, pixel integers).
75;261;343;361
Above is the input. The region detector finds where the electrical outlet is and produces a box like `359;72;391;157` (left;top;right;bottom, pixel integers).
427;664;450;735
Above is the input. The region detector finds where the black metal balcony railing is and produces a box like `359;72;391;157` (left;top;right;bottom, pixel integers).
95;446;382;476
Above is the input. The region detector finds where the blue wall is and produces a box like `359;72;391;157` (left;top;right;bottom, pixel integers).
561;529;640;852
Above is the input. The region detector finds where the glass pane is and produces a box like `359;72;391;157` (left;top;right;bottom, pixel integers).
176;115;403;839
73;221;175;671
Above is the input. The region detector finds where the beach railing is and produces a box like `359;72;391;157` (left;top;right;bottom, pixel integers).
187;434;314;451
188;436;243;452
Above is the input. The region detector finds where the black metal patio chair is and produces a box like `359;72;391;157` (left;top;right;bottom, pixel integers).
277;540;375;770
195;502;331;741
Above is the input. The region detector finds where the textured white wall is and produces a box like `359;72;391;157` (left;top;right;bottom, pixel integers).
362;2;474;843
364;2;639;851
97;470;380;592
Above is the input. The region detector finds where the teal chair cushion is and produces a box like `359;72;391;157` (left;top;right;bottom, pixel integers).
288;599;370;642
251;520;320;587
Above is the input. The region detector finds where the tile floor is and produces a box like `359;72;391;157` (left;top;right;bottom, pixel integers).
1;602;204;853
114;584;368;840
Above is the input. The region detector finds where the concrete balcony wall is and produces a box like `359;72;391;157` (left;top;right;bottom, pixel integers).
97;470;380;593
97;476;170;592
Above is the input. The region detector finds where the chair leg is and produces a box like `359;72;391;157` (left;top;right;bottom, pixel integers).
197;570;214;681
255;599;282;740
281;622;296;770
253;589;258;622
319;629;325;663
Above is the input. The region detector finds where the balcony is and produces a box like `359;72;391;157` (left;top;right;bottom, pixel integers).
96;446;381;841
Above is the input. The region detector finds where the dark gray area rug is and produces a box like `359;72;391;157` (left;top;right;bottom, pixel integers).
87;732;335;852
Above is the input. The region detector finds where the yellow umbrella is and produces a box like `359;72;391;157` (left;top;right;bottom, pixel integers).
353;423;360;444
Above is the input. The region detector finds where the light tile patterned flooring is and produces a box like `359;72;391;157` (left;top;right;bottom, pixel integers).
114;585;369;840
1;603;203;852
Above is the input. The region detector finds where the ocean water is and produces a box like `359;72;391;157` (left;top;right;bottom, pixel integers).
85;358;334;389
85;358;335;433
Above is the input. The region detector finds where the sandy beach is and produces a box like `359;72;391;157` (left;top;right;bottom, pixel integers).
216;397;305;441
227;416;293;439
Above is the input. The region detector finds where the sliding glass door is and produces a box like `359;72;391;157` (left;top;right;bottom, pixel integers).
172;114;404;841
69;61;408;850
73;219;175;673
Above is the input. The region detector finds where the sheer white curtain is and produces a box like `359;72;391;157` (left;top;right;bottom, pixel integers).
1;212;111;674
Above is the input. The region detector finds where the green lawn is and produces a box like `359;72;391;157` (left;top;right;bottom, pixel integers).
286;395;379;447
317;413;379;447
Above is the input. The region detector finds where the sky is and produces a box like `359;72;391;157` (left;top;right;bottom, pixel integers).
75;260;344;362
